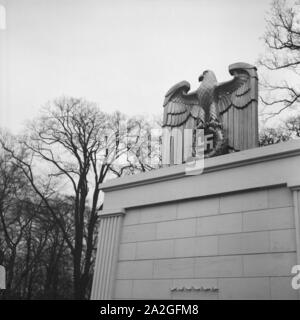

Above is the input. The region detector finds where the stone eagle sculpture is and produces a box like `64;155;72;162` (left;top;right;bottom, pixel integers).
162;62;258;164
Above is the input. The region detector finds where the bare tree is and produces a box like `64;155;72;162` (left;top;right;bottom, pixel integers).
259;0;300;116
284;113;300;136
0;139;37;297
259;112;300;145
259;127;291;145
0;97;155;299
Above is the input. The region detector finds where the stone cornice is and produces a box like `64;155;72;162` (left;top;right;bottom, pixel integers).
100;139;300;193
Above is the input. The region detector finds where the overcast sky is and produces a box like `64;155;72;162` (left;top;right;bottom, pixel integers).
0;0;273;133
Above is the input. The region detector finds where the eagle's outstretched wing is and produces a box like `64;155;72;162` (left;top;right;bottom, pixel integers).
213;62;258;151
214;62;258;115
163;81;202;128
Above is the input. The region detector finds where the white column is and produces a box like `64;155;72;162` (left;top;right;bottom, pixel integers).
90;208;125;300
290;186;300;299
291;188;300;265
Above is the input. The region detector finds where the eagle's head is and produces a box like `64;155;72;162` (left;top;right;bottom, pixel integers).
198;70;217;83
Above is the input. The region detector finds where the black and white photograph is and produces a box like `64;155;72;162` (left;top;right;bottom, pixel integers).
0;0;300;310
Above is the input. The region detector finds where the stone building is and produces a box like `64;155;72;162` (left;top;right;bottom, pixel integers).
91;140;300;300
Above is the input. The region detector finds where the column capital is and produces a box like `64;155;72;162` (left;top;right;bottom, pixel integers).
98;208;126;218
289;186;300;191
287;179;300;191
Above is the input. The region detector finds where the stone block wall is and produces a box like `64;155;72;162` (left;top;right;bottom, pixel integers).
114;187;297;299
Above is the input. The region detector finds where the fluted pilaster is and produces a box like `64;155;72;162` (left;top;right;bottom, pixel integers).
90;209;125;300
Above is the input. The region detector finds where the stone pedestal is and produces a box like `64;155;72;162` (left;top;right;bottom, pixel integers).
91;140;300;300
